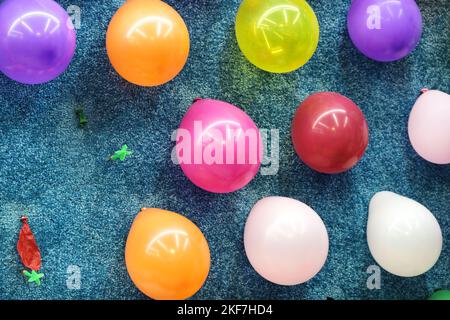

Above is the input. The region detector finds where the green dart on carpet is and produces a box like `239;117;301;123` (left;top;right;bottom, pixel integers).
75;107;88;127
111;145;132;161
23;270;44;286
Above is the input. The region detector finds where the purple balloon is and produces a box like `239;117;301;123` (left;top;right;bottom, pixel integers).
347;0;422;62
0;0;76;84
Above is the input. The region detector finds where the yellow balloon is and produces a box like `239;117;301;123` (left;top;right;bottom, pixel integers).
235;0;319;73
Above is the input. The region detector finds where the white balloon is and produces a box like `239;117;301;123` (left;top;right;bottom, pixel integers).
367;191;442;277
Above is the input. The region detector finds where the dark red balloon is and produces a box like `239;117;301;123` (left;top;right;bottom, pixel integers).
291;92;369;174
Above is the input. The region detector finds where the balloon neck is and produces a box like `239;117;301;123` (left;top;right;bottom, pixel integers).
193;97;203;103
420;88;429;94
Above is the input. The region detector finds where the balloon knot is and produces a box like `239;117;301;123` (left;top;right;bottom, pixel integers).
420;88;429;94
193;97;202;103
20;216;28;224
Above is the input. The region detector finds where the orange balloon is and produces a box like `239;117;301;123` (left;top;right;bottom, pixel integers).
125;208;210;300
106;0;190;87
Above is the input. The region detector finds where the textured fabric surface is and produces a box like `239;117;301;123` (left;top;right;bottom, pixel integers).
0;0;449;300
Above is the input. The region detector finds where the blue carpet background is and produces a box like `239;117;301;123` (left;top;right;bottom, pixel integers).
0;0;449;300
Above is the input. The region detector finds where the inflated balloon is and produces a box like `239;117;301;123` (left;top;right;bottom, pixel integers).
244;197;329;285
125;208;210;300
106;0;189;86
176;98;262;193
291;92;369;174
367;192;442;277
428;290;450;301
347;0;422;62
0;0;76;84
235;0;319;73
408;89;450;164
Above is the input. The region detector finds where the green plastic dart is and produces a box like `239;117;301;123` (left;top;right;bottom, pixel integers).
23;270;45;286
75;107;88;127
111;145;133;161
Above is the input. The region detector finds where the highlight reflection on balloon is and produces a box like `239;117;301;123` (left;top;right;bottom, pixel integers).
125;208;210;300
106;0;190;86
367;192;442;277
0;0;76;84
235;0;319;73
244;197;329;285
347;0;422;62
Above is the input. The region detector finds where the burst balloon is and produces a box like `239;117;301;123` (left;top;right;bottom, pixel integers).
106;0;190;86
347;0;422;62
0;0;76;84
291;92;369;174
125;208;210;300
235;0;319;73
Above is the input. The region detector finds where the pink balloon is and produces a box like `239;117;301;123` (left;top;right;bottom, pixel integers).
408;90;450;164
244;197;329;285
176;98;262;193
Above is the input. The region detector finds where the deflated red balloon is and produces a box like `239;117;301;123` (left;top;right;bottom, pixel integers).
291;92;369;174
17;216;41;271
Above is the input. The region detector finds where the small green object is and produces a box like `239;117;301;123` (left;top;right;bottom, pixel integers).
428;290;450;300
23;270;44;286
75;108;88;127
111;145;133;161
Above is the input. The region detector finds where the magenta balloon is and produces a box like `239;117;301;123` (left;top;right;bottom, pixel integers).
0;0;76;84
176;98;262;193
347;0;422;62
